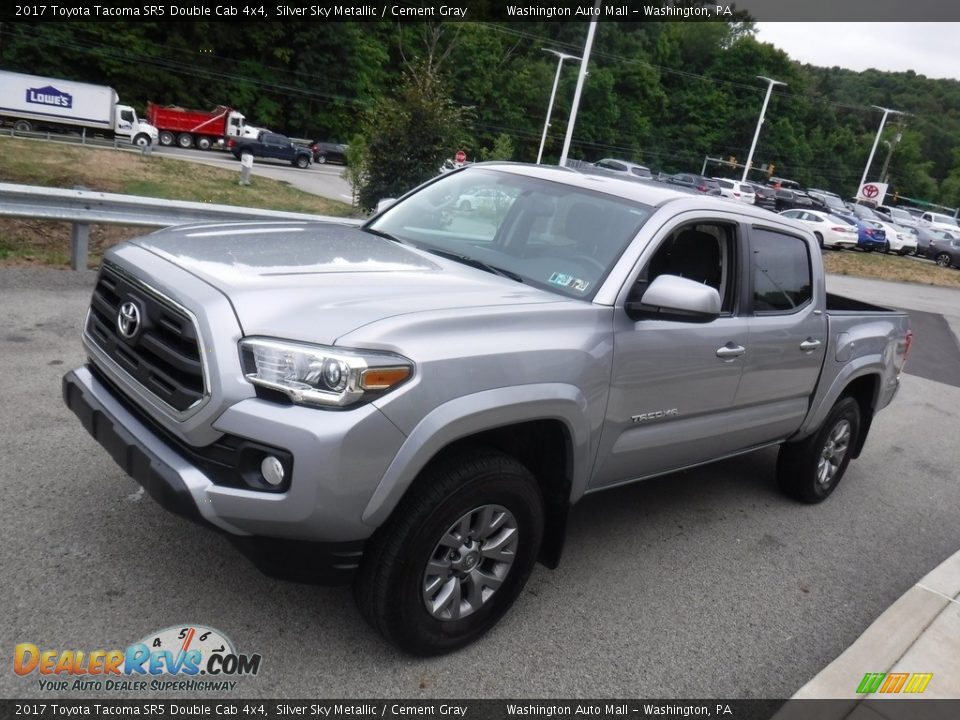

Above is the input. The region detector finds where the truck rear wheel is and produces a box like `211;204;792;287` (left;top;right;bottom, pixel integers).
355;449;544;655
158;131;174;146
177;133;193;149
196;136;212;150
777;396;860;503
13;120;32;133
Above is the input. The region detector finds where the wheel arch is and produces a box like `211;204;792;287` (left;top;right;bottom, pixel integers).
840;374;879;458
364;387;594;568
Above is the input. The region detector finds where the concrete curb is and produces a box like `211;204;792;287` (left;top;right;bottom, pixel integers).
791;548;960;702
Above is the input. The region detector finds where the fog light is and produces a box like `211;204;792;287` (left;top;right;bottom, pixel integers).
261;456;285;486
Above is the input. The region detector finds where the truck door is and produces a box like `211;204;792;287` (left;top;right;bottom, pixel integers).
735;224;825;446
115;107;135;136
591;217;750;489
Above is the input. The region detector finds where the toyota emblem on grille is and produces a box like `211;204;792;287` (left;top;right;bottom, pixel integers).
117;301;141;339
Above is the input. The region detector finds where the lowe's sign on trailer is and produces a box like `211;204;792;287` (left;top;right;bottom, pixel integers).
26;86;73;109
0;70;115;130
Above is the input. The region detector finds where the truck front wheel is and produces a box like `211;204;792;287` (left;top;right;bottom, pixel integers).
133;134;151;148
295;155;309;169
777;396;860;503
355;449;544;655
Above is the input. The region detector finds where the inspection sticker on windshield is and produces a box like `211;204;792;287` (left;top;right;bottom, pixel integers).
549;272;590;293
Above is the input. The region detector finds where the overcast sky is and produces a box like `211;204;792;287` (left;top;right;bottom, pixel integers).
753;23;960;82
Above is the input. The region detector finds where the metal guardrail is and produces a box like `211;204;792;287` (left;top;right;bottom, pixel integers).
0;182;363;270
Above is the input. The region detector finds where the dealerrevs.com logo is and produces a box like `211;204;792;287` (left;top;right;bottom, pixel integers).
14;625;262;693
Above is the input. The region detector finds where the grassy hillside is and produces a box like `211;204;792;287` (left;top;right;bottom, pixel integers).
0;136;359;267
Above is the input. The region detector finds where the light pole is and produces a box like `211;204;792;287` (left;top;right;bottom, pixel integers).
860;106;904;191
536;49;580;165
741;76;786;183
559;0;601;167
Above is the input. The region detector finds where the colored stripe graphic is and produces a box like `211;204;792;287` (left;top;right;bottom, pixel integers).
904;673;934;693
856;672;933;694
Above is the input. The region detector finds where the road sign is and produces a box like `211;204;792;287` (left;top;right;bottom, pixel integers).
455;150;467;164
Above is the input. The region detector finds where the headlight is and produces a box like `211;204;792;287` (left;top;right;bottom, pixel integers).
239;337;412;408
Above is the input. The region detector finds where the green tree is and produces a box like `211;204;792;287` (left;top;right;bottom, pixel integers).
351;61;471;212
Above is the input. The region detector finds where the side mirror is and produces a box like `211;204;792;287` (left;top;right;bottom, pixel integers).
626;274;721;323
376;198;398;214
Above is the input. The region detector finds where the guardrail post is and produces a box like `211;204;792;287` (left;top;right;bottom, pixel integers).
70;222;90;271
81;128;86;145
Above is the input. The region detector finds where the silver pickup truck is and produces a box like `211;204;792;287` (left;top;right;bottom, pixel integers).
63;163;912;655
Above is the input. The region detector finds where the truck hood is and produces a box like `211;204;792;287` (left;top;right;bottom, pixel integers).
130;222;565;344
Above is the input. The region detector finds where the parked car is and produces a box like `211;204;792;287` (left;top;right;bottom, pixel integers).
779;209;859;249
310;141;348;165
806;189;849;215
924;232;960;268
918;211;960;233
834;215;887;252
713;178;755;205
871;219;917;255
593;158;653;180
665;173;721;194
917;227;958;257
767;177;802;191
875;205;919;229
745;182;777;210
773;188;816;212
232;132;312;168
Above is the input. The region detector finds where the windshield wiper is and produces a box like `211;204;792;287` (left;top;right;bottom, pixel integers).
424;248;525;283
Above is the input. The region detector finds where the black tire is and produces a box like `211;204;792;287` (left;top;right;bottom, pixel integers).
935;253;952;268
355;449;544;656
882;241;890;253
295;155;309;169
13;120;32;133
814;232;824;249
315;154;327;164
177;133;193;149
158;131;175;146
897;248;909;256
196;136;212;150
778;396;860;504
133;133;151;148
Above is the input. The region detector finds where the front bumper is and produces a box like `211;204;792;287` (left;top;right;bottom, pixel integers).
62;365;372;585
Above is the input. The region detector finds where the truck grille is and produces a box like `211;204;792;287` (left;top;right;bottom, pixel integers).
85;264;207;413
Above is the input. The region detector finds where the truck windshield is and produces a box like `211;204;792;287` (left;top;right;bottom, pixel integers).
367;168;653;300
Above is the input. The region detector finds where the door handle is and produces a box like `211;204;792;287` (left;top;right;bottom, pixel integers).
800;338;822;352
716;343;746;361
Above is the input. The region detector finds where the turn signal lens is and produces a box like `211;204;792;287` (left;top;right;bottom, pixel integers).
360;367;411;390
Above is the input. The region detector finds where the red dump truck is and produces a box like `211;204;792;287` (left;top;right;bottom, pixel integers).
146;102;245;150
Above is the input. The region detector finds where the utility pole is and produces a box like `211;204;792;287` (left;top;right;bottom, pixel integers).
742;76;785;183
860;106;903;191
879;118;905;185
559;0;601;167
536;50;580;165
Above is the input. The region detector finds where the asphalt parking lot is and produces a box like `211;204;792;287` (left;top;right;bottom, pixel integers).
2;267;960;699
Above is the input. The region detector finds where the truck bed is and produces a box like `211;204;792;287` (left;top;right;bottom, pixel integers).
825;292;900;314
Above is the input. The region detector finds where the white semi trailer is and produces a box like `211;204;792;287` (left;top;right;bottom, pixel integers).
0;69;158;146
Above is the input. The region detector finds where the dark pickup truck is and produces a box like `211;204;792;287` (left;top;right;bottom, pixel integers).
231;131;312;168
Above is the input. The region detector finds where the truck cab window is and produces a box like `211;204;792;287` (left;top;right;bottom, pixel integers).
751;228;812;312
632;222;737;314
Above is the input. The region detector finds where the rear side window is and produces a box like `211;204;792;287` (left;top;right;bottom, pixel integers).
751;229;812;313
